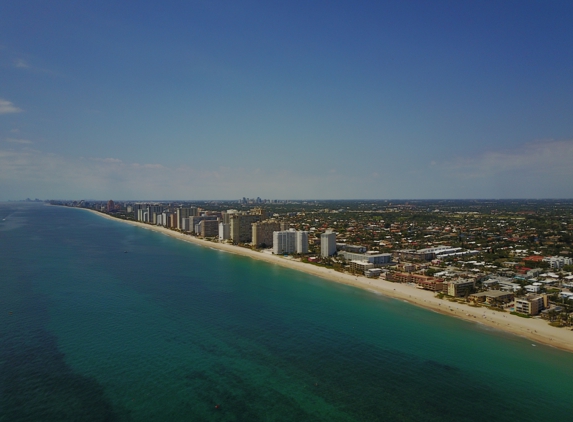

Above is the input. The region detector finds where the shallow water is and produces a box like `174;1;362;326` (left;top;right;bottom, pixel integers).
1;203;572;421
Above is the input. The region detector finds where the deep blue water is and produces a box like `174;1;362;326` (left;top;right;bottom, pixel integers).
1;203;572;421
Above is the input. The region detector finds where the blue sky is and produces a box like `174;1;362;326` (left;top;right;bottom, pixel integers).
1;1;572;200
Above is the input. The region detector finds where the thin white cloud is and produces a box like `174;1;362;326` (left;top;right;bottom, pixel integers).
13;58;29;68
434;139;573;198
0;99;23;114
5;138;33;144
0;149;339;200
3;141;572;200
98;157;123;164
443;140;573;178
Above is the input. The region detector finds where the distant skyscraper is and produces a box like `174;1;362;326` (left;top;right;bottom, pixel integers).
106;200;115;212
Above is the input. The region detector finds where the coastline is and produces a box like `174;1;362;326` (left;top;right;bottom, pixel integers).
82;208;573;353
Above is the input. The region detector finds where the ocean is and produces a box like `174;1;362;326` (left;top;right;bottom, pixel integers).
1;203;572;421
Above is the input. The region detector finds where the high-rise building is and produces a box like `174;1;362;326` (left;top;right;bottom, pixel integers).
133;203;146;219
272;230;308;254
321;230;337;257
161;212;172;227
252;220;280;247
230;214;262;243
176;208;192;230
219;222;230;240
148;205;163;223
169;213;177;229
189;216;218;234
273;231;296;255
197;220;219;237
296;231;309;254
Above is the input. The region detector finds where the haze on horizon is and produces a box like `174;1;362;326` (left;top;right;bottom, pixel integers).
1;1;572;201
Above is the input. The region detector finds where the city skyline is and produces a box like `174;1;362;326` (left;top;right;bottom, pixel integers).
1;1;572;200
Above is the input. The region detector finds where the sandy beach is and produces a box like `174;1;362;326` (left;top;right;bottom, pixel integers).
84;209;573;353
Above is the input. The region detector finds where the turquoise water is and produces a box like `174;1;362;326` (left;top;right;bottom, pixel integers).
1;203;572;421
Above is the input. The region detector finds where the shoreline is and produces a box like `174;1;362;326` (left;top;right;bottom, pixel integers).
82;208;573;353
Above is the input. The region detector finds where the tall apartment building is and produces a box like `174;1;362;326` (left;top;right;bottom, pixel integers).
189;216;218;234
230;214;262;243
161;212;172;227
169;213;177;229
197;220;219;237
321;230;337;257
252;220;281;247
219;222;230;240
176;208;192;230
148;205;164;224
296;231;308;254
273;231;296;254
221;210;238;225
133;203;146;219
273;230;309;254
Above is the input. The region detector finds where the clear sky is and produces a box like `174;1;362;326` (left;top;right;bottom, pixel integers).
1;1;572;200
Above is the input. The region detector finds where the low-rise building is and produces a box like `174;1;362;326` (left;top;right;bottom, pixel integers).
339;251;392;266
444;279;475;297
515;294;547;316
350;260;374;274
365;268;382;278
386;272;444;291
468;290;514;305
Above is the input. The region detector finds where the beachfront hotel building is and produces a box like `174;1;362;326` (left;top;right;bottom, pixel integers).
468;290;514;305
252;220;281;248
272;230;309;254
197;219;219;238
515;294;548;316
386;272;444;291
444;279;475;297
321;230;337;257
219;222;230;241
296;231;309;254
350;260;374;274
189;216;218;234
339;251;392;266
230;213;262;243
273;231;296;255
176;208;193;230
